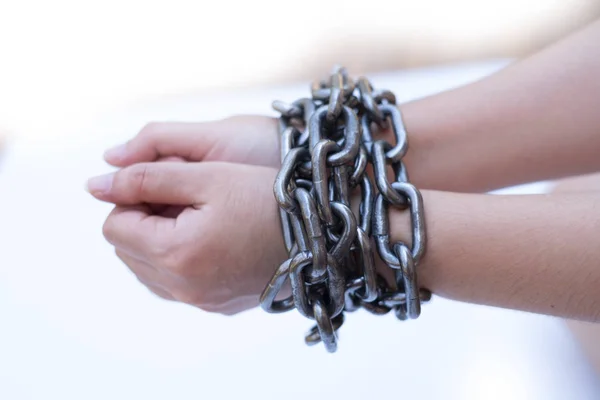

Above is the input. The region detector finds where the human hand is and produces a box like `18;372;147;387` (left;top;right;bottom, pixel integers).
103;116;281;169
87;161;287;315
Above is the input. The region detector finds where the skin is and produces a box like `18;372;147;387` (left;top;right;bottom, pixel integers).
553;173;600;373
87;19;600;322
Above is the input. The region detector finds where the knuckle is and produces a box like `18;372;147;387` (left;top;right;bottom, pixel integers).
161;250;184;273
150;239;176;264
119;163;155;198
157;244;193;276
148;232;199;277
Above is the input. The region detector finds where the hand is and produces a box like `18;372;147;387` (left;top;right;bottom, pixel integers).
87;161;287;315
104;116;281;169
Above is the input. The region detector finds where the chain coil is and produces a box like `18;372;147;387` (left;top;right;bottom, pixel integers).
260;66;431;352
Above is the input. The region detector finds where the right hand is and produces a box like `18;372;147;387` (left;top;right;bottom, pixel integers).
104;115;281;169
88;161;287;315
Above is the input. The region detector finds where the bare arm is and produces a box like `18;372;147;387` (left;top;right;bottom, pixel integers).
387;190;600;322
105;20;600;195
87;162;600;322
377;20;600;321
91;19;600;322
401;19;600;192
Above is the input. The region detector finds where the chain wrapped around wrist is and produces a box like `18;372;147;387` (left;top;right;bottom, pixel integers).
260;66;431;352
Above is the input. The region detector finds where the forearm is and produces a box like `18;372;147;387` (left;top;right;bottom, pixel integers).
398;19;600;192
387;191;600;322
113;15;600;195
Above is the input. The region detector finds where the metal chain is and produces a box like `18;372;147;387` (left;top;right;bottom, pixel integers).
261;66;430;352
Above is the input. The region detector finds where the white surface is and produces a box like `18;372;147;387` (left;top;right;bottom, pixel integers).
1;60;599;399
0;0;574;137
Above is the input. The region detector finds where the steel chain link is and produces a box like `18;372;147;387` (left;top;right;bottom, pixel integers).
260;66;431;352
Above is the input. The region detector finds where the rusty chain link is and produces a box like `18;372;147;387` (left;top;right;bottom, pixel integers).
260;66;431;352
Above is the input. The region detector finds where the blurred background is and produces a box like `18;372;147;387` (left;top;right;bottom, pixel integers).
1;0;600;142
1;1;600;399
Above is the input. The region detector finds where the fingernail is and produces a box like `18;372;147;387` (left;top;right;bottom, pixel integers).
104;143;127;162
86;172;115;195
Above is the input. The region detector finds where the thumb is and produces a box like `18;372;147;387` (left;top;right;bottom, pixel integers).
86;162;212;205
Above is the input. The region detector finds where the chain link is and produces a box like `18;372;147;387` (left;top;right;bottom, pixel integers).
262;67;430;352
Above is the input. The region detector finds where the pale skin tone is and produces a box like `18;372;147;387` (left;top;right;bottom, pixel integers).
554;173;600;372
86;20;600;322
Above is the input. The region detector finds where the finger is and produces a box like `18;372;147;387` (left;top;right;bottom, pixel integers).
104;122;213;166
103;116;277;166
86;162;214;205
147;156;186;215
103;205;174;258
115;249;175;301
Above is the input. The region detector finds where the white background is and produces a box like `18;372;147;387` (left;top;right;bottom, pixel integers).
1;60;599;399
